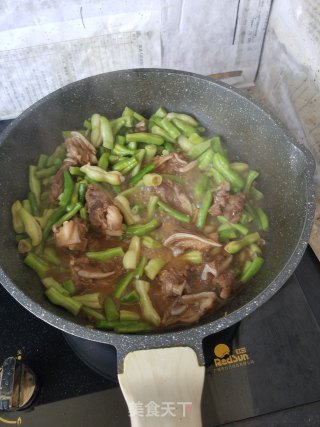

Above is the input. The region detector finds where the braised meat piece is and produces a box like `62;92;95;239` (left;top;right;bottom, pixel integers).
85;184;124;236
162;292;218;326
201;254;233;280
64;132;97;166
153;153;197;174
154;179;193;215
158;267;188;298
53;217;88;251
209;182;245;223
50;159;75;204
163;232;221;256
215;270;237;299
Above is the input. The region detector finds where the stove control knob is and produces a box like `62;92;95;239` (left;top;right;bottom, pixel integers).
0;357;37;411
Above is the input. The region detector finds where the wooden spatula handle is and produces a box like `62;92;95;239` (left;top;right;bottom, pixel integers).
118;347;205;427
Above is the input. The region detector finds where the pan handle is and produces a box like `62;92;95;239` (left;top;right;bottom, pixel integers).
118;347;205;427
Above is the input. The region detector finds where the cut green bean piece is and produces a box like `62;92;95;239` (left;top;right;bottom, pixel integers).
142;173;162;187
188;139;211;159
123;236;141;269
45;287;82;316
98;152;109;170
131;149;145;177
189;133;204;145
154;107;168;118
58;170;74;207
126;133;164;145
62;279;76;295
172;118;197;137
24;252;50;277
157;200;191;223
198;149;214;171
213;153;245;191
43;246;61;265
41;277;70;296
211;136;225;155
18;204;42;246
177;135;193;152
230;162;249;173
73;292;102;309
86;246;124;261
104;297;119;321
80;164;124;186
129;163;155;186
11;201;24;233
224;232;260;254
142;235;161;249
255;207;269;231
194;175;209;199
42;206;66;240
54;203;81;228
114;321;152;333
120;309;140;321
160;117;181;139
240;256;264;283
82;306;105;321
126;219;160;237
147;196;159;220
178;250;203;264
90;114;102;147
135;255;148;278
196;191;213;229
113;271;136;299
29;165;41;205
166;112;199;127
217;215;249;235
114;195;140;225
120;290;140;304
144;145;158;162
244;170;259;194
135;280;160;326
151;125;175;143
144;258;166;280
37;154;48;168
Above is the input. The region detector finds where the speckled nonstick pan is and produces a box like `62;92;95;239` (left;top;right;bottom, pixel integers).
0;69;315;426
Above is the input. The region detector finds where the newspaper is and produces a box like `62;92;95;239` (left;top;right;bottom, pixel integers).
0;0;272;119
254;0;320;257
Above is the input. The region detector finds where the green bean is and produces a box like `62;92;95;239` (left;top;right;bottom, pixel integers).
43;246;61;265
86;246;124;261
45;287;82;316
70;181;80;206
129;163;155;186
164;141;175;153
230;162;249;174
244;170;259;194
145;196;158;221
41;277;70;296
125;219;160;237
69;166;84;176
113;157;138;173
188;139;211;159
217;215;249;235
62;279;76;295
29;165;41;205
211;136;225;155
42;206;66;240
18;204;42;246
83;119;92;130
194;175;209;199
18;238;32;254
90;114;102;147
213;153;245;191
172;118;197;137
80;207;87;220
189;133;204;145
80;164;124;186
250;187;264;200
73;292;102;309
142;236;161;249
54;203;81;228
126;132;164;145
104;297;119;321
118;183;143;197
166;112;199;127
134;255;148;278
78;182;87;204
24;252;49;277
98;152;109;170
110;117;126;135
144;258;166;280
116;135;126;145
142;173;162;187
11;200;25;233
58;170;74;207
144;145;158;162
151;125;175;143
133;111;146;122
178;250;203;264
35;163;61;179
208;167;226;185
177;135;193;152
224;232;261;254
120;309;140;321
37;154;48;168
248;243;262;257
113;143;136;157
135;280;160;326
114;321;152;333
82;306;105;321
240;256;264;283
113;271;136;299
159;117;181;139
131;149;145;177
114;195;140;225
109;154;120;164
218;226;237;241
121;290;140;304
154;107;168;118
196;190;213;229
161;174;184;184
22;199;32;213
255;207;269;231
123;236;141;269
157;200;191;223
51;144;66;161
198;149;214;171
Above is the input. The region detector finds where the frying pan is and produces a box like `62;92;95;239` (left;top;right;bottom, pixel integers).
0;69;315;426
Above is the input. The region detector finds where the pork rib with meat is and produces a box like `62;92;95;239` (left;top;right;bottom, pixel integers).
153;179;193;215
209;182;245;223
85;184;124;237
